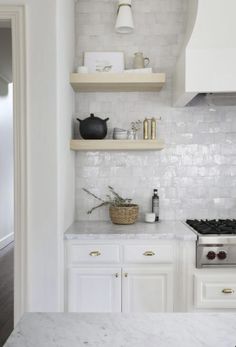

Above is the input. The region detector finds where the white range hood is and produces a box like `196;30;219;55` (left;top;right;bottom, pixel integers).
173;0;236;106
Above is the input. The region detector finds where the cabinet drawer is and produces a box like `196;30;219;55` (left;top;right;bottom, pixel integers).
124;245;174;264
67;244;120;265
194;274;236;309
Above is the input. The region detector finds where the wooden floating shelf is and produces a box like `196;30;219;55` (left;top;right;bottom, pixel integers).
70;72;166;92
70;139;165;151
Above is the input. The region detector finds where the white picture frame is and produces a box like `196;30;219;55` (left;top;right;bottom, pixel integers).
84;51;125;73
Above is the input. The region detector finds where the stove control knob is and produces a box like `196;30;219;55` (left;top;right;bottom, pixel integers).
206;251;216;260
217;251;227;260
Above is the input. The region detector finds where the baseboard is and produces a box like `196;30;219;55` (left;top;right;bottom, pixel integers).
0;233;14;250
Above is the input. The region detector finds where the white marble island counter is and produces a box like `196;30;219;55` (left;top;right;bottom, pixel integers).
5;313;236;347
64;221;196;241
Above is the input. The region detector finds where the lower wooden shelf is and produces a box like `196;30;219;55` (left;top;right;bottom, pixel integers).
70;139;164;151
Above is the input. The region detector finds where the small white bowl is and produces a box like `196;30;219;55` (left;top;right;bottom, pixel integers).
113;131;128;140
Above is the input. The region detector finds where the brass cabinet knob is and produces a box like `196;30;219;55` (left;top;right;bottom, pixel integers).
222;288;235;294
115;273;119;278
143;251;155;257
89;251;101;257
124;273;128;278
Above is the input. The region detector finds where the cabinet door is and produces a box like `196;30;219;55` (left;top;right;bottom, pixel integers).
122;267;173;312
68;268;121;312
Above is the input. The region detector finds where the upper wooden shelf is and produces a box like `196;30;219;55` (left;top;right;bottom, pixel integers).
70;139;164;151
70;72;166;92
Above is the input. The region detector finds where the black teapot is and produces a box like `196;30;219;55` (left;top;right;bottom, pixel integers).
77;113;109;139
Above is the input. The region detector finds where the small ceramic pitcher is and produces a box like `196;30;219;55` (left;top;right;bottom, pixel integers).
133;52;150;69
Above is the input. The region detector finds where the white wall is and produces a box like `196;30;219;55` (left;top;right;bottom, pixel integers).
74;0;236;221
56;0;75;311
0;0;75;312
25;0;59;312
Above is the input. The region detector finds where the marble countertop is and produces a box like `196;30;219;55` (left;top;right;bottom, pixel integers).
64;220;197;241
5;312;236;347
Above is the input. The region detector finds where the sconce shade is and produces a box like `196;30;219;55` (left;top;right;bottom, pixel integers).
115;0;134;34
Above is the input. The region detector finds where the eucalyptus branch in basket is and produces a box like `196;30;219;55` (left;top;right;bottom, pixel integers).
83;186;132;214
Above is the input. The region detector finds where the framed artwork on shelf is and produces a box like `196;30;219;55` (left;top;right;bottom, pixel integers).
84;51;125;73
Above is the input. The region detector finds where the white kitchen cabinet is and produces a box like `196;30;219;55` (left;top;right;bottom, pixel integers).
65;226;236;313
122;267;173;312
65;240;176;313
68;267;121;312
194;273;236;309
175;241;236;312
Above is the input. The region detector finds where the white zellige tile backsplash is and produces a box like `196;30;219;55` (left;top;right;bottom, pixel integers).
74;0;236;221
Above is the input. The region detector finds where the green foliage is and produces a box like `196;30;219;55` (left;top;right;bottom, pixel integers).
83;186;133;214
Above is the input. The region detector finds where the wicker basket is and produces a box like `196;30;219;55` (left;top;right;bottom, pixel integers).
109;204;139;225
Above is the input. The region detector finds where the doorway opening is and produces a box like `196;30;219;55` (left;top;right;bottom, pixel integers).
0;20;14;346
0;6;27;341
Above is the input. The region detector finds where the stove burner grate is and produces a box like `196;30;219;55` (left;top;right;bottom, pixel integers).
186;219;236;235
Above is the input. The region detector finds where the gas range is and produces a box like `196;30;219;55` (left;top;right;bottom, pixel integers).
186;219;236;268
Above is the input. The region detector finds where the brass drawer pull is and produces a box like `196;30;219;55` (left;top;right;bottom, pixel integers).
143;251;155;257
89;251;101;257
222;288;235;294
124;273;128;278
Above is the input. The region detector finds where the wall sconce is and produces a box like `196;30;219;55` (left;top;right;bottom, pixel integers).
115;0;134;34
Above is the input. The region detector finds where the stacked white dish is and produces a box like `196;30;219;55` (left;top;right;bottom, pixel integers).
124;68;153;74
113;128;128;140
